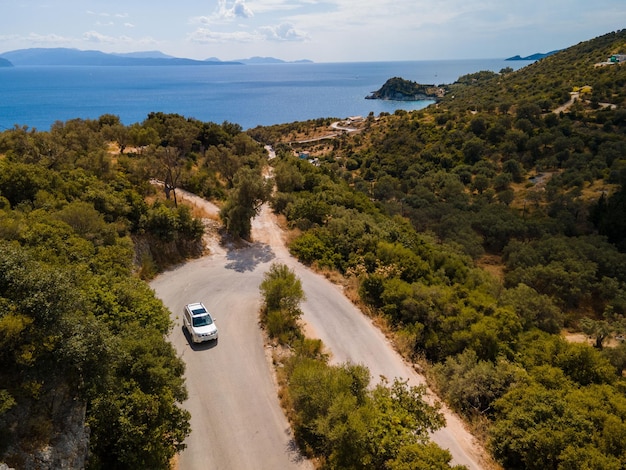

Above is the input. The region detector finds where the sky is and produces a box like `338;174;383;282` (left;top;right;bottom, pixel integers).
2;0;626;63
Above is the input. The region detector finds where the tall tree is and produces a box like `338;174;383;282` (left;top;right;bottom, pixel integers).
153;146;183;207
220;167;272;239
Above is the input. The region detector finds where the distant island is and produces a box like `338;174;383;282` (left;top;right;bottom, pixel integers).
234;56;313;65
0;48;241;66
506;50;561;61
366;77;444;101
0;48;312;67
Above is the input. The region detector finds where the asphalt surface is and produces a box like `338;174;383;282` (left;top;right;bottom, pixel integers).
151;193;490;470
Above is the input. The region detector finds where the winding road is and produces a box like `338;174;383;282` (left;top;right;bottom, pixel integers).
151;190;491;470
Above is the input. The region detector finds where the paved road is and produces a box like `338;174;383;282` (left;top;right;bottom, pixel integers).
151;192;490;469
151;196;311;470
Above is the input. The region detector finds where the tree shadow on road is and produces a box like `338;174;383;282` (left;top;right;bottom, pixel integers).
225;241;275;272
285;432;310;467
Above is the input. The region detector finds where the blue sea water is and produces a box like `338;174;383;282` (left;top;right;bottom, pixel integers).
0;59;532;131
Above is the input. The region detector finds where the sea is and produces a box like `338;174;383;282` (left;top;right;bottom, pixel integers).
0;59;532;131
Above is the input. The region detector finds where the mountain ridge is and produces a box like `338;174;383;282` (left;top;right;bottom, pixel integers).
0;48;241;66
0;47;313;66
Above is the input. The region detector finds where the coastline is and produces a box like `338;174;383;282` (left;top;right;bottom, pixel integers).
0;59;531;131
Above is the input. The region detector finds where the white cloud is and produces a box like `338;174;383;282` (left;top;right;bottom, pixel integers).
87;10;129;18
0;33;73;49
87;11;110;18
217;0;253;19
83;31;124;44
188;27;257;43
188;20;307;45
190;0;253;27
259;23;308;42
87;10;131;29
26;33;72;45
246;0;313;14
191;16;211;25
79;30;161;52
233;1;254;18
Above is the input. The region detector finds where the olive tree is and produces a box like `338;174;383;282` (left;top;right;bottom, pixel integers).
220;167;272;239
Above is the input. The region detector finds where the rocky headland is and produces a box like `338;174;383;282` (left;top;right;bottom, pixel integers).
366;77;444;101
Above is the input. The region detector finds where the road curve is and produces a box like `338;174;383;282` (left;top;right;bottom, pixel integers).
151;190;491;470
151;195;311;470
251;205;489;470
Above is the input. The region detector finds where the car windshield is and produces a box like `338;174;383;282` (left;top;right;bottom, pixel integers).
192;315;213;327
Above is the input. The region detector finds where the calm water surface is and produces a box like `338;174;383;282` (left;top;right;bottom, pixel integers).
0;59;532;130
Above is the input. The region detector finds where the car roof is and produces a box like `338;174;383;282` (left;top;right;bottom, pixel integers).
186;302;209;316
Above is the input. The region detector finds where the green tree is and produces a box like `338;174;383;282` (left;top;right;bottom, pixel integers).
499;284;563;333
273;158;305;192
433;349;526;417
220;167;272;239
387;442;466;470
518;331;616;387
580;317;613;350
259;263;305;341
490;382;626;470
55;201;109;243
0;161;54;206
87;326;190;469
100;115;130;154
260;263;305;312
287;358;450;469
152;146;184;206
471;174;490;194
127;123;159;151
0;242;112;463
366;378;446;467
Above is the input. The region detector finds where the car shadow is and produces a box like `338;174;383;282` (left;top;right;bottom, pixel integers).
182;325;219;350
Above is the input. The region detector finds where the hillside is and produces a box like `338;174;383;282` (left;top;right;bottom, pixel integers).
442;30;626;111
0;115;269;468
248;29;626;469
1;30;626;470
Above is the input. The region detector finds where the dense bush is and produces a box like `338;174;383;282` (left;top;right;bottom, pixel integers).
259;263;305;343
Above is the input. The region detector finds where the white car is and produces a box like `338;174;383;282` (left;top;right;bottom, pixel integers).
183;302;218;344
